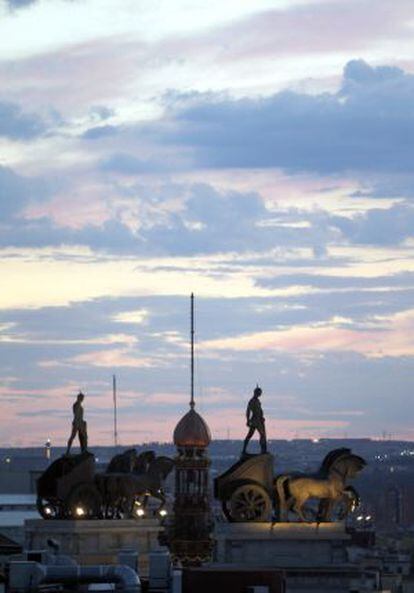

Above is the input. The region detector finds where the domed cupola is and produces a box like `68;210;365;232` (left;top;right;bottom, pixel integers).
173;404;211;449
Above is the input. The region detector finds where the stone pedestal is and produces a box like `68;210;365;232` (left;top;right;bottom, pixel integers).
214;522;351;568
24;519;163;577
212;522;377;592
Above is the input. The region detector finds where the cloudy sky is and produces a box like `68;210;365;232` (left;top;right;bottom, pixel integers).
1;0;414;447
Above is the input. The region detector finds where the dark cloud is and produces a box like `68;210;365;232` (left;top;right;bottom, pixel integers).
89;106;115;121
146;60;414;174
82;125;118;140
99;152;165;174
2;163;411;257
331;203;414;245
0;101;45;139
5;0;36;8
259;270;414;292
5;0;77;8
0;166;28;218
342;60;404;88
0;217;140;252
2;176;334;255
139;184;330;255
0;165;49;219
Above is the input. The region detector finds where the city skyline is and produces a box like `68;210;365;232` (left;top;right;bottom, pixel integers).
1;0;414;446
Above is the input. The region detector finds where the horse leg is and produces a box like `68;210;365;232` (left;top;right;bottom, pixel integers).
324;499;333;521
157;490;166;513
275;477;290;522
125;496;134;518
293;504;308;522
317;499;330;522
142;493;149;509
284;496;295;521
292;497;308;522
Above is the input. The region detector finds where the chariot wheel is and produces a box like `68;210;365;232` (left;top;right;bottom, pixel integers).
117;498;135;519
227;484;272;522
67;483;102;519
36;496;63;519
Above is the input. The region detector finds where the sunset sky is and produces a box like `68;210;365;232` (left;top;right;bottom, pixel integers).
1;0;414;446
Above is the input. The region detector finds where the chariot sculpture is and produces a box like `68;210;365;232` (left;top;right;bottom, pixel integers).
36;448;174;520
215;447;365;523
214;453;275;522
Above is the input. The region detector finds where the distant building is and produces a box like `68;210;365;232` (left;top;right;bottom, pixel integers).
0;494;38;544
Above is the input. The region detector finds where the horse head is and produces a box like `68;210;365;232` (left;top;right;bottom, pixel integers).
329;452;366;482
320;448;351;475
147;456;175;481
106;448;137;473
133;450;156;474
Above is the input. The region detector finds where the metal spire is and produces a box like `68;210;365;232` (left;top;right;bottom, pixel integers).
113;374;118;447
190;293;195;408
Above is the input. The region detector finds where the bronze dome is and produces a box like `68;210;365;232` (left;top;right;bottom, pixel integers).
173;406;211;448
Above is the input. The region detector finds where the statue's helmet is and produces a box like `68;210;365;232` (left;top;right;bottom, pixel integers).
254;385;262;397
77;391;85;400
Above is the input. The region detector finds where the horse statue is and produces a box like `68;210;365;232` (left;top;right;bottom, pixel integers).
275;448;366;522
106;449;155;474
96;450;174;518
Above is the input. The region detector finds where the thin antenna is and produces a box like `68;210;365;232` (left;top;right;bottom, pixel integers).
113;374;118;447
190;293;195;408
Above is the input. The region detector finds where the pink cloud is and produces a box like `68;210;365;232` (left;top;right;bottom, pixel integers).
202;0;414;63
201;309;414;358
0;383;82;400
0;36;144;113
69;348;165;368
3;0;413;120
24;180;113;230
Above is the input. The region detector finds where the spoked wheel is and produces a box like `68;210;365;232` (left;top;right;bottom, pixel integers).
67;483;102;519
228;484;272;522
117;497;135;519
36;496;63;519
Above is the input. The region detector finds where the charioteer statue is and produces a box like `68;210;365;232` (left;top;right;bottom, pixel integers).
214;382;368;523
66;391;88;455
242;385;267;455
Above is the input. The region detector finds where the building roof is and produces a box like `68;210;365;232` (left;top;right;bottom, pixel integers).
0;532;21;551
0;510;39;526
173;406;211;448
0;494;36;506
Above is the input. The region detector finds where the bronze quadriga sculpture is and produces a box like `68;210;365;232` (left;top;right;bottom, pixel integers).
215;448;366;523
36;449;174;520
